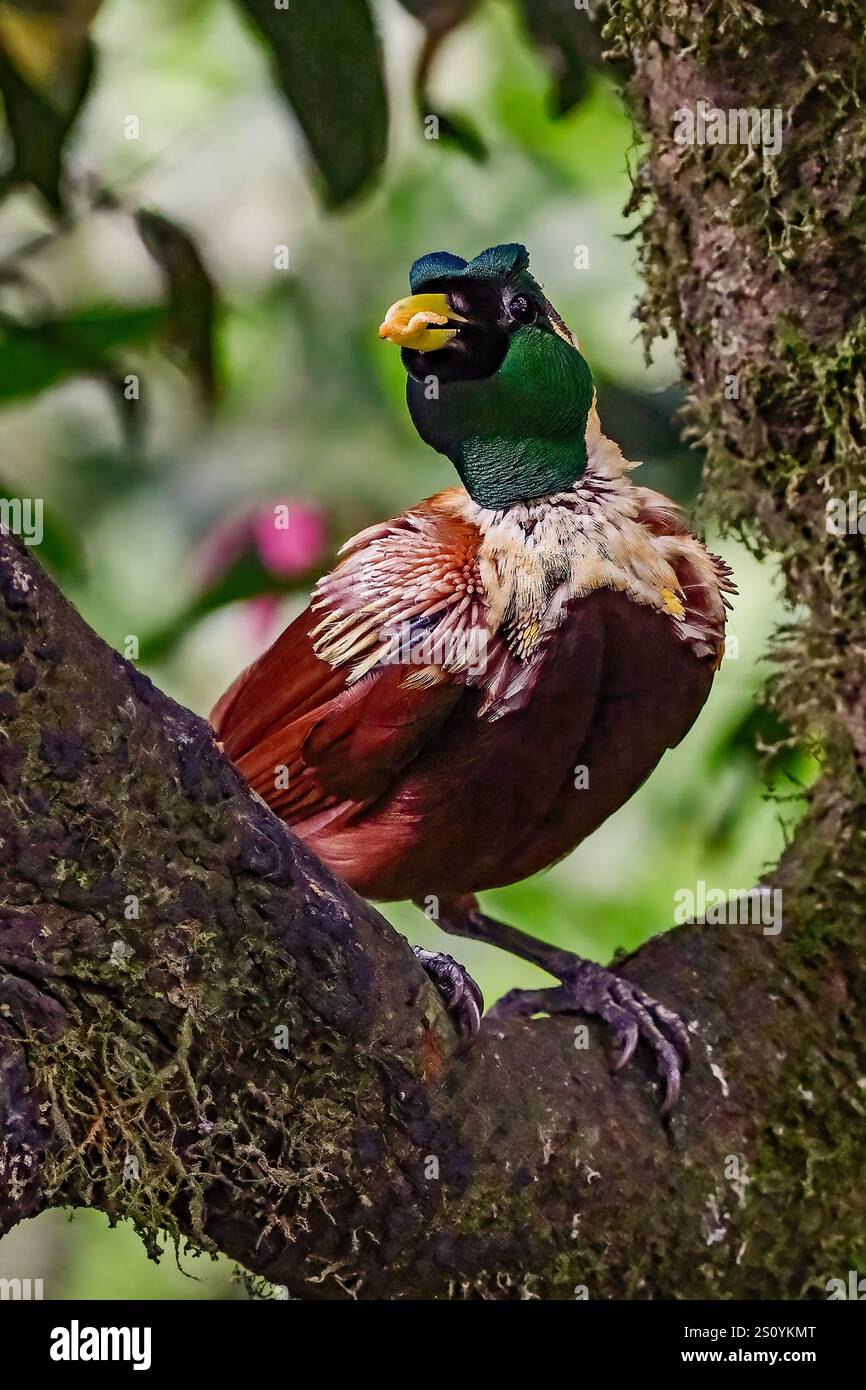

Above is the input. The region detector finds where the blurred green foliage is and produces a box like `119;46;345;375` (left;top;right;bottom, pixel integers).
0;0;813;1299
236;0;388;204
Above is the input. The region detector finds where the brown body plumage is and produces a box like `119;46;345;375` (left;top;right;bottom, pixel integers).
212;407;733;903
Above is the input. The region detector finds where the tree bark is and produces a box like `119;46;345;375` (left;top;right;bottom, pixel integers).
1;0;865;1299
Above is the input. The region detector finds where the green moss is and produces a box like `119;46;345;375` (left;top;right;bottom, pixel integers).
606;0;866;806
33;1001;372;1266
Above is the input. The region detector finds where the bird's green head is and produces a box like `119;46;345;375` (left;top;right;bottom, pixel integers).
378;243;594;509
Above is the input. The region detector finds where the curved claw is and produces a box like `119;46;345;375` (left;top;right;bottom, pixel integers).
413;947;483;1045
612;1018;639;1072
603;975;689;1114
487;986;548;1021
489;964;690;1114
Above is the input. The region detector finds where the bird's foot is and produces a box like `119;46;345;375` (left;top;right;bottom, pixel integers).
413;946;483;1046
488;961;690;1113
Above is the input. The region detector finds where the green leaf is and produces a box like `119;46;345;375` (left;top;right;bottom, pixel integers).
139;547;316;664
233;0;388;206
0;476;85;582
136;209;219;410
0;28;95;210
0;304;163;404
397;0;487;158
396;0;478;21
422;108;486;161
515;0;601;116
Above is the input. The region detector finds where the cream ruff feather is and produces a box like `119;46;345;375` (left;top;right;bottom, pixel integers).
311;402;734;713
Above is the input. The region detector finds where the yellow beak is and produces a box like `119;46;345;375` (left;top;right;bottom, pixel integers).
378;293;466;352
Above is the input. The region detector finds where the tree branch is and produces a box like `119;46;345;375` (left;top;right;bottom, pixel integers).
0;527;861;1299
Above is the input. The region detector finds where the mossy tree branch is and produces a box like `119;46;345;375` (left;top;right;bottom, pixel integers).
0;0;865;1299
607;0;866;769
0;532;864;1298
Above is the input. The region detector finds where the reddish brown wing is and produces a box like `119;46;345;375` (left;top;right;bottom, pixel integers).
211;605;465;823
211;606;341;766
210;496;483;826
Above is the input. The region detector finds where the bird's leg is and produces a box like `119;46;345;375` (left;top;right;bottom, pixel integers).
425;893;690;1113
410;946;483;1046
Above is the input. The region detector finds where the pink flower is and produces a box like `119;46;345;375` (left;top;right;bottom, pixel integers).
197;500;327;588
252;504;326;577
194;500;328;645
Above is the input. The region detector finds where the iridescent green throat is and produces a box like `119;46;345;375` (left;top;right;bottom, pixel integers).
407;324;595;510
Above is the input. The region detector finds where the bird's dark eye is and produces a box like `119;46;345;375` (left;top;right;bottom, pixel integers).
507;293;538;325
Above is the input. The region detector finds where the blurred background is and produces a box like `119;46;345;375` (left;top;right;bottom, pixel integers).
0;0;811;1297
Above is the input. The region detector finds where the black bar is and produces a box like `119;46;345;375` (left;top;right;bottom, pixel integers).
1;1296;860;1375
